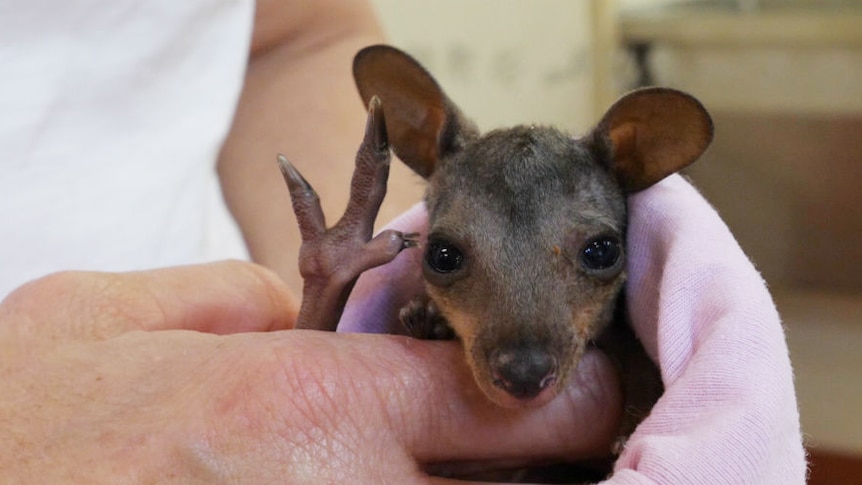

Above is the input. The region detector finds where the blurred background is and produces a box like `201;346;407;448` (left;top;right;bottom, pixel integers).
370;1;862;483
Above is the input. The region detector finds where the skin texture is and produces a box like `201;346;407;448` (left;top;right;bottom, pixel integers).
0;262;623;483
218;0;422;295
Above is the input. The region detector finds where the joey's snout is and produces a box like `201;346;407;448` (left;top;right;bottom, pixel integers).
489;347;558;400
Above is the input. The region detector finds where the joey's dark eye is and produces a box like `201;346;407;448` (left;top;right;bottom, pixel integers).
581;237;621;271
426;240;464;274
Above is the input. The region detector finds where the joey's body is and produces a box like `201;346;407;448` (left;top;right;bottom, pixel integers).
282;45;712;451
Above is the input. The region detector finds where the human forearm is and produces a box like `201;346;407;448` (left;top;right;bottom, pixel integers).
218;0;421;292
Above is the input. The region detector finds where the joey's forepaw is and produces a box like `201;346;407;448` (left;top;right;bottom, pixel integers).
400;298;455;340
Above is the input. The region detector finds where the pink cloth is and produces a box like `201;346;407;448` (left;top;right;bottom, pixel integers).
339;174;807;484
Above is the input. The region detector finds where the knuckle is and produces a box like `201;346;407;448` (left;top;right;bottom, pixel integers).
228;260;297;320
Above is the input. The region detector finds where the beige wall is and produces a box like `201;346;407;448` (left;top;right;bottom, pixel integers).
370;0;598;134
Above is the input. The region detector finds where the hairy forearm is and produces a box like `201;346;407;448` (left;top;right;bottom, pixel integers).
218;0;421;293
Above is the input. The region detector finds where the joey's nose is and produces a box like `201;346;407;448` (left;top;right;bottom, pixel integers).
489;348;558;400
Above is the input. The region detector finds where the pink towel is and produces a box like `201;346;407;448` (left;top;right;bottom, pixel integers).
339;174;807;484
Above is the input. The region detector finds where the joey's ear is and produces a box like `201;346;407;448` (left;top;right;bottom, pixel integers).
353;45;478;179
591;87;713;193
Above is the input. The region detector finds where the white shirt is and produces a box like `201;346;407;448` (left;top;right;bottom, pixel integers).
0;0;253;298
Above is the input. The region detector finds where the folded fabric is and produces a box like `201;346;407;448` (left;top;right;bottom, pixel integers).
609;174;805;484
338;205;427;335
339;174;807;484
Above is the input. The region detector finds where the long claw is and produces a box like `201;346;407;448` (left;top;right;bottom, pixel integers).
367;95;389;153
277;154;312;193
277;154;326;242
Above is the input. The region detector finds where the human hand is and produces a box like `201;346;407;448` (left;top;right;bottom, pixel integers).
0;261;621;483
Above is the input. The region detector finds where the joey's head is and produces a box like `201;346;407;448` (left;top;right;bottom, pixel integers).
354;45;713;408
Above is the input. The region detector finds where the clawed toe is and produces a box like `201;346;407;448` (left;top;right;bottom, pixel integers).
401;232;420;249
277;154;326;239
279;98;418;331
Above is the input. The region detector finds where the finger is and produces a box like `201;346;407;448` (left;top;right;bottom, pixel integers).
402;346;624;464
1;261;299;340
296;334;623;465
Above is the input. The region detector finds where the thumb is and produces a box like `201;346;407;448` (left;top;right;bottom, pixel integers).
310;335;621;468
401;345;623;466
0;261;298;341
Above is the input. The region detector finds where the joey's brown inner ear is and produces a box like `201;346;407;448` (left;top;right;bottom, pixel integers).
353;45;451;178
597;87;714;193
